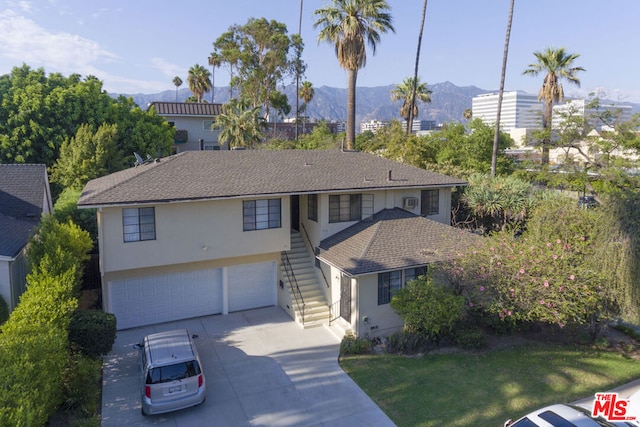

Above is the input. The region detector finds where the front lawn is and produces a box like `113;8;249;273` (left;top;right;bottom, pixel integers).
340;342;640;426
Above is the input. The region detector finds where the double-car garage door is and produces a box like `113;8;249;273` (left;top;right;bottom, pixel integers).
108;262;276;329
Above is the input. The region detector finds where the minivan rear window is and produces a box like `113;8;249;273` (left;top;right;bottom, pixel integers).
146;361;201;384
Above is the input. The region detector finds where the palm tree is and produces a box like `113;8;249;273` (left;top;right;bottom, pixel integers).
314;0;394;150
172;76;183;102
208;52;222;103
187;64;212;103
491;0;515;177
214;98;265;149
523;47;585;164
407;0;428;136
390;76;431;132
299;81;315;134
463;109;472;120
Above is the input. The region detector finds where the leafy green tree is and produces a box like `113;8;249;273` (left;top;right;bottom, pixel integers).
523;47;585;164
390;76;431;128
53;187;98;239
213;18;301;119
0;65;173;167
269;90;291;135
51;123;118;189
187;64;211;103
428;120;513;175
297;121;339;149
314;0;395;150
215;98;265;148
172;76;182;102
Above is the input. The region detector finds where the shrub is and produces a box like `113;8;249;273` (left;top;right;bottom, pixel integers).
61;351;102;416
68;310;117;358
453;324;487;350
390;275;465;344
387;331;433;354
340;334;372;355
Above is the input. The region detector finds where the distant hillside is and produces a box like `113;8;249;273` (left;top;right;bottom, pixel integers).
118;82;639;127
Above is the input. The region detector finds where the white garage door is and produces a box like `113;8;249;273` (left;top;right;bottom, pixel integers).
228;262;276;312
108;268;222;329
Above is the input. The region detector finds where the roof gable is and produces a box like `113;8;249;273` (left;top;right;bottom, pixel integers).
318;208;480;275
78;150;467;207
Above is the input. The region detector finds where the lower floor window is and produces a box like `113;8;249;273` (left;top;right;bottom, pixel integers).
378;266;428;305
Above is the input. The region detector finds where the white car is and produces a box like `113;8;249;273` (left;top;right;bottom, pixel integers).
504;403;637;427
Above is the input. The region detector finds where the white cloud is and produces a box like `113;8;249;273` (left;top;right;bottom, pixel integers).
0;9;119;74
150;57;184;78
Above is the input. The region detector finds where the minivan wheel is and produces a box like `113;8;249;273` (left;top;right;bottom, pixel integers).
141;407;148;416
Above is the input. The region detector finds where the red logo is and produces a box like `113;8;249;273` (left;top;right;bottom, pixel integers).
592;392;637;421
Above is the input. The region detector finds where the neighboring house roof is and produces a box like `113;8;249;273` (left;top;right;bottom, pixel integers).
78;150;467;207
318;208;480;276
0;164;52;257
148;102;223;116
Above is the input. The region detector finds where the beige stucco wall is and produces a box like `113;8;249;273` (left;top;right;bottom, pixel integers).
299;187;452;251
98;197;290;274
354;274;404;338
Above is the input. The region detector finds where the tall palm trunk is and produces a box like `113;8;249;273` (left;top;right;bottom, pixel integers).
542;99;553;164
295;0;304;142
408;0;428;137
346;69;357;150
491;0;515;177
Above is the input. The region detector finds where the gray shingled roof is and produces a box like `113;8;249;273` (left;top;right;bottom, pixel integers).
318;208;480;276
149;102;223;116
78;150;467;207
0;164;48;257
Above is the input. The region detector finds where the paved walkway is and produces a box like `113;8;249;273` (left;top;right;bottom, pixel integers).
101;306;395;426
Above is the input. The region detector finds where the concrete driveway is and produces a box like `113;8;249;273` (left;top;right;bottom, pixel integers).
101;306;395;426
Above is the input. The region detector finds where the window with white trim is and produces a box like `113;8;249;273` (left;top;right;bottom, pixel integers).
243;199;281;231
123;207;156;242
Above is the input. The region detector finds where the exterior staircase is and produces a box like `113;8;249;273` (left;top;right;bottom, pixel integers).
281;231;330;328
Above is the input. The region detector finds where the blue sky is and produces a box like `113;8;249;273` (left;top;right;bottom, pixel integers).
0;0;638;102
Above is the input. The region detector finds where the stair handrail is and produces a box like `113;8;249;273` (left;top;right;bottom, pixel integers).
282;251;305;325
329;299;341;325
299;223;330;289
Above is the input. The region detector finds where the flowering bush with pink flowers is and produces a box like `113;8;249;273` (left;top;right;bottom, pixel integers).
445;197;621;338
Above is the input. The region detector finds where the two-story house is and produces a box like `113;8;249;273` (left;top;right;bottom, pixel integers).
78;150;478;336
148;102;224;153
0;164;53;311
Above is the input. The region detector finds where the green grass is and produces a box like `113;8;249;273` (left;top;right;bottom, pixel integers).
340;343;640;427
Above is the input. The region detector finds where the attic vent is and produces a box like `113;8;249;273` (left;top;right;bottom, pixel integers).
403;197;418;209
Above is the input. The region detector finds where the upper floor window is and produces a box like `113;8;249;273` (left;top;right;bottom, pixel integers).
123;207;156;242
421;189;439;216
329;194;374;223
203;119;215;131
243;199;281;231
308;194;318;222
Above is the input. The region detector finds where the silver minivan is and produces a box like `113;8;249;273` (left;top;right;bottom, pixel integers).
137;329;206;415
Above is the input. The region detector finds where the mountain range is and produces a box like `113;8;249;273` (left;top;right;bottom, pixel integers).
119;82;639;127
